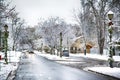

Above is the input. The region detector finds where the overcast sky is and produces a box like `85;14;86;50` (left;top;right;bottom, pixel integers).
11;0;80;26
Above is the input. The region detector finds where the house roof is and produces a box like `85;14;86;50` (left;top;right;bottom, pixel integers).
71;37;95;49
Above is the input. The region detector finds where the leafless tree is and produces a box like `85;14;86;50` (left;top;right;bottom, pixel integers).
74;0;117;55
36;17;75;54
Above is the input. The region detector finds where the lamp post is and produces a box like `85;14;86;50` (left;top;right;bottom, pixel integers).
108;11;114;68
41;42;43;52
4;24;9;64
60;32;62;57
0;30;1;47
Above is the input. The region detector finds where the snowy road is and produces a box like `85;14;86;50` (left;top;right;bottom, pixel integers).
14;53;117;80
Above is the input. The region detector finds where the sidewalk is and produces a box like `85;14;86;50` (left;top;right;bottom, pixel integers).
0;51;22;80
0;62;18;80
35;51;120;79
84;67;120;79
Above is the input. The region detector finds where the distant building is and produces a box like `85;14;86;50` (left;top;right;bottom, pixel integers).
70;37;94;54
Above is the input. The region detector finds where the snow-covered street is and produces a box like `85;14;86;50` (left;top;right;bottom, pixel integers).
14;52;117;80
0;51;120;80
36;51;120;79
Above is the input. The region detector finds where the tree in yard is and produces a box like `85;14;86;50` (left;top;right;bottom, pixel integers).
0;0;17;63
40;17;67;54
74;0;97;54
87;0;118;55
0;0;22;51
0;0;16;25
36;17;76;55
75;0;117;55
9;10;25;50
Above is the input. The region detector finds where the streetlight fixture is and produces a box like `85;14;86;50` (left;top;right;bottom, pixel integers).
108;11;114;68
108;11;114;20
4;24;9;64
4;25;8;31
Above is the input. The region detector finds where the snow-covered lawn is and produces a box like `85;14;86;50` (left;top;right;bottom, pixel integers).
70;53;120;61
35;51;78;62
35;51;120;79
35;51;120;62
0;51;22;80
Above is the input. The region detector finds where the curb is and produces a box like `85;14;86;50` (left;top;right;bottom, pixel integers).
6;71;12;80
6;63;19;80
6;55;23;80
6;70;16;80
87;69;120;80
11;54;28;80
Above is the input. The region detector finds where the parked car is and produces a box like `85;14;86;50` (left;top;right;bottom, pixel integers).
62;50;69;57
29;51;34;54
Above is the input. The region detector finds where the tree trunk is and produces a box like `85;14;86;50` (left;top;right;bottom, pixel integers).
98;37;105;55
99;44;103;55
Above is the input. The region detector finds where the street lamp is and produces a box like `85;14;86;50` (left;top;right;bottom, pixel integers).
60;32;62;57
41;42;43;52
0;30;2;49
108;11;114;68
108;11;114;20
4;24;9;64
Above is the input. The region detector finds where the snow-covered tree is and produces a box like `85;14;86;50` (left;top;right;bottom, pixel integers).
74;0;118;55
9;11;25;50
0;0;17;50
35;17;76;54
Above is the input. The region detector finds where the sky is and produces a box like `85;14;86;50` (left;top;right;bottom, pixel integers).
11;0;81;26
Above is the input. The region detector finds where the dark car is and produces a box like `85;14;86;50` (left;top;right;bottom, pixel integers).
62;50;69;57
29;51;34;54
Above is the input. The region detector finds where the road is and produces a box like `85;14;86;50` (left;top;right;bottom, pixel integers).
61;55;108;69
14;53;117;80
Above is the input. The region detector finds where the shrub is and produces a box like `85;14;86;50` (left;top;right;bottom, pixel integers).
43;46;50;53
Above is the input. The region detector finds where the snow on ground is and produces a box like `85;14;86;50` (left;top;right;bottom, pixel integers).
36;51;120;62
35;51;81;62
70;54;120;79
70;53;120;61
85;67;120;79
1;50;120;79
0;51;22;80
35;51;120;79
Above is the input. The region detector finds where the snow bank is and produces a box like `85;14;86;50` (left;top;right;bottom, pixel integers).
70;53;120;61
0;51;22;80
86;67;120;79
